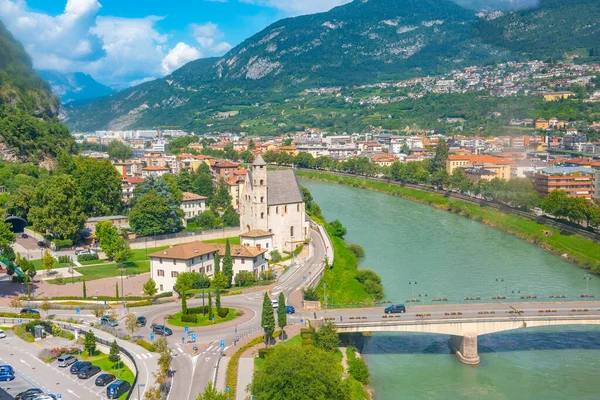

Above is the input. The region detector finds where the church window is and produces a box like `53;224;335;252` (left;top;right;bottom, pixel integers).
297;204;300;212
260;180;264;185
261;212;265;219
276;206;278;214
261;197;264;203
290;226;294;237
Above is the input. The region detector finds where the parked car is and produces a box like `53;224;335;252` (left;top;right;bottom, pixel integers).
15;388;43;400
107;380;131;399
100;316;118;327
37;241;46;247
0;365;14;381
95;373;116;387
272;300;279;308
20;308;40;315
0;329;6;339
70;361;92;374
31;395;57;400
78;365;101;379
285;306;295;314
384;304;406;314
136;316;147;327
21;233;28;239
57;355;77;367
152;324;173;336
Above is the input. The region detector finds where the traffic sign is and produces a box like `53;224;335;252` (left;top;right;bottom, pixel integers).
18;319;22;324
226;387;230;392
302;275;306;280
184;326;189;334
150;332;155;341
104;300;107;306
191;333;196;342
220;340;224;348
300;319;304;324
76;308;80;315
57;395;62;399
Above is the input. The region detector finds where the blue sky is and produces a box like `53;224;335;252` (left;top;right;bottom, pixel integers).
0;0;350;87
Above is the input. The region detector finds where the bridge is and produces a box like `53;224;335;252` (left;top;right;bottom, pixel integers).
314;301;600;365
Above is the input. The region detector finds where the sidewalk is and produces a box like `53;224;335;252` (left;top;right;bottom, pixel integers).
236;358;254;400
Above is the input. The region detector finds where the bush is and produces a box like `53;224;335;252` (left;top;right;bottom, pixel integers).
53;239;73;249
363;280;384;301
39;346;80;363
14;324;34;342
348;244;365;258
302;287;319;301
356;269;381;285
269;250;282;263
187;306;208;315
234;271;256;287
181;314;198;323
59;330;75;340
217;307;229;318
329;219;347;238
12;275;27;283
77;254;99;262
127;300;152;307
136;339;156;352
258;348;274;359
58;255;72;264
259;270;275;281
347;347;370;384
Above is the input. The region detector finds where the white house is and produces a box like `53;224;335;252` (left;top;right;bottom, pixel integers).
148;241;268;293
180;192;207;225
240;155;309;252
240;229;274;254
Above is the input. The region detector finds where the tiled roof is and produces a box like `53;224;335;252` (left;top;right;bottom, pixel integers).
148;242;216;260
210;243;267;258
182;192;207;201
448;155;512;165
241;229;274;238
142;165;169;171
267;170;304;205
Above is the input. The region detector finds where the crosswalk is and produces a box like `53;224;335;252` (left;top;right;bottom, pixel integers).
132;344;186;359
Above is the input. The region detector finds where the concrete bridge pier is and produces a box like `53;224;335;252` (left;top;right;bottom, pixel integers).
449;332;480;365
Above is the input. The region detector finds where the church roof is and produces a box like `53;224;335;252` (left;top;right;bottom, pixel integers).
241;229;274;238
267;169;304;205
253;154;266;166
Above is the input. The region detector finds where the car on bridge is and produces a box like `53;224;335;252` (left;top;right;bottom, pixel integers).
384;304;406;314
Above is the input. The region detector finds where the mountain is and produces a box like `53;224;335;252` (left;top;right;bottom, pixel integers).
0;20;73;164
38;70;115;104
452;0;539;11
64;0;600;133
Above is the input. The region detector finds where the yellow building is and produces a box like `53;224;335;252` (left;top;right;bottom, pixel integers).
535;119;549;129
543;92;575;102
447;155;512;180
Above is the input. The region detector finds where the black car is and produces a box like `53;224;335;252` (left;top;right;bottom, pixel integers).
384;304;406;314
15;389;43;400
70;361;92;374
136;316;146;327
20;308;40;315
37;241;46;247
95;373;116;387
21;233;28;239
152;324;173;336
78;365;101;379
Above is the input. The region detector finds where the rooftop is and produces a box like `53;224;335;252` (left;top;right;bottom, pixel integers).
182;192;207;202
241;229;274;238
148;242;216;260
538;166;595;175
267;170;304;205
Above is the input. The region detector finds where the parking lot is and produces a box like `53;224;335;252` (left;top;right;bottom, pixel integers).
0;332;108;400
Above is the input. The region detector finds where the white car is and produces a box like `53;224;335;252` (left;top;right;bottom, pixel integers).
272;300;279;308
0;329;6;339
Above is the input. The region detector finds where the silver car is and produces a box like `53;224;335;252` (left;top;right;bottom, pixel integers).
57;355;77;368
0;329;6;339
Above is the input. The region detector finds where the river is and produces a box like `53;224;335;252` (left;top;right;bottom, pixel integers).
301;178;600;400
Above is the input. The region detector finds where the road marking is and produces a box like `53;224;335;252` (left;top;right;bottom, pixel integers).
33;342;44;349
135;353;142;359
67;389;81;398
177;348;184;353
141;353;148;359
20;359;31;367
205;357;211;362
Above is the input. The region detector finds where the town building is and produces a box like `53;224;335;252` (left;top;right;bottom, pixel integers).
533;166;596;200
240;230;274;252
180;192;207;225
447;155;512;180
240;155;309;252
141;165;170;178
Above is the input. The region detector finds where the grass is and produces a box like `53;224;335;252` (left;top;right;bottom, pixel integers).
78;350;134;400
297;170;600;274
46;261;150;284
79;259;111;266
127;246;169;262
166;309;240;327
202;236;241;245
31;259;71;271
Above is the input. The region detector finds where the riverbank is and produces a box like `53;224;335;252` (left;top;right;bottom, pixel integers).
297;170;600;274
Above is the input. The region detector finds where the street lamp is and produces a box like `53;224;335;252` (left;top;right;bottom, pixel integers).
409;281;417;298
584;274;592;296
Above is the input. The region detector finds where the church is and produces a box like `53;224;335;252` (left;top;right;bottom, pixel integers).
240;155;309;253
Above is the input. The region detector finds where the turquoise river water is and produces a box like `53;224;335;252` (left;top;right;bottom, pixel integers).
301;178;600;400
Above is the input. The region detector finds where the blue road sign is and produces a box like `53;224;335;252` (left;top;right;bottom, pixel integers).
226;387;230;392
104;300;107;306
220;340;224;348
75;308;80;314
18;319;22;324
184;326;189;334
302;275;306;280
57;395;62;399
212;317;215;321
150;332;155;341
191;333;196;342
300;319;304;324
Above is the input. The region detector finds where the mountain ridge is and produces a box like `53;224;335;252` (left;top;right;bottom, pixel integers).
38;70;115;104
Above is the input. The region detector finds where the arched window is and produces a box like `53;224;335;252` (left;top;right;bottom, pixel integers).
261;212;265;219
290;226;294;237
246;225;251;231
260;179;264;185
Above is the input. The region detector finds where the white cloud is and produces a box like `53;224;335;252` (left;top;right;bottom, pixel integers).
240;0;351;15
191;22;232;55
162;42;202;74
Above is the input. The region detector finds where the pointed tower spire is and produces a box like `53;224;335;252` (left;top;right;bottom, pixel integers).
253;154;266;166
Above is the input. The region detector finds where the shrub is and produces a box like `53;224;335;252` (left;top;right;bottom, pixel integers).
302;287;319;301
53;239;73;249
136;339;157;352
14;325;34;342
234;271;256;287
269;250;282;263
187;306;208;315
39;346;80;363
181;314;198;323
127;300;152;307
329;219;347;238
259;270;275;281
356;269;381;285
348;244;365;258
77;254;99;262
59;330;75;340
258;348;274;359
58;255;72;264
363;280;384;301
347;347;370;384
217;307;229;318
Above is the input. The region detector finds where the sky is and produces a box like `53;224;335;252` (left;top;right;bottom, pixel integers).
0;0;351;87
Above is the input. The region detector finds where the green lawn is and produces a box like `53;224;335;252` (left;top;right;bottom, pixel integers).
166;309;240;327
31;259;71;271
78;350;134;400
127;246;169;262
79;259;111;266
202;236;241;245
46;261;150;284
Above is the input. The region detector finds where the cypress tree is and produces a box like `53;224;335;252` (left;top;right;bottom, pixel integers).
208;292;214;320
82;280;87;299
277;292;287;338
222;239;233;288
216;289;221;312
115;282;119;299
261;293;275;346
214;251;221;274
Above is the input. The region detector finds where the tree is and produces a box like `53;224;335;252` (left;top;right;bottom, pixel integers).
208;292;214;320
108;140;134;160
541;190;570;218
40;298;51;318
83;279;87;299
222;239;233;288
261;293;275;345
84;330;97;356
0;221;16;260
195;382;228;400
9;296;21;312
41;250;55;275
124;313;140;336
96;221;132;262
215;289;221;312
92;304;104;318
154;338;172;390
448;168;473;193
72;157;123;216
214;251;221;274
429;139;449;173
115;282;119;299
315;322;340;352
212;272;229;290
429;170;449;188
221;206;240;227
196;210;217;230
29;174;86;239
130;190;176;237
400;143;410;155
175;272;196;314
109;339;120;365
210;179;233;212
277;292;287;337
250;346;349;400
143;387;162;400
234;270;255;287
191;164;215;200
143;278;158;297
329;220;347;238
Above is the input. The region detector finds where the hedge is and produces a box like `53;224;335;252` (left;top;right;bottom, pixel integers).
14;325;34;342
181;314;198;323
225;336;264;399
58;255;72;264
186;306;209;315
0;312;40;319
217;307;230;318
258;348;274;359
136;339;157;352
77;254;99;262
53;239;73;249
